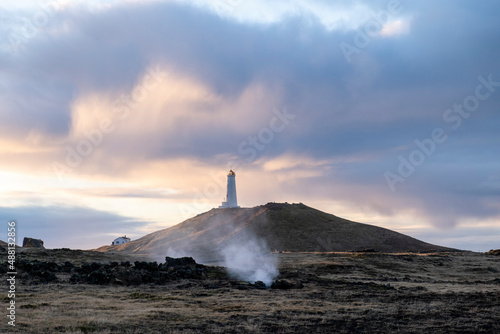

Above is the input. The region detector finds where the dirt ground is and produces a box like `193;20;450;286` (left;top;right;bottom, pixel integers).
2;249;500;333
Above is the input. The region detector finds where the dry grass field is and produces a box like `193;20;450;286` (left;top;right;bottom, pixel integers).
3;248;500;333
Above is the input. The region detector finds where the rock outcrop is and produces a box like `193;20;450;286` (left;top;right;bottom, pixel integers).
22;237;45;248
487;249;500;255
2;256;210;285
69;256;208;285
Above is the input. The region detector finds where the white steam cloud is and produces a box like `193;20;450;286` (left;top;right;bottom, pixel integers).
149;211;279;286
220;235;278;286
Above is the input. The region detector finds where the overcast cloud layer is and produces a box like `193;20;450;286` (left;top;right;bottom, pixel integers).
0;0;499;251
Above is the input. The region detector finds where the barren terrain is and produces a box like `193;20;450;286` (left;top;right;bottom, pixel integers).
96;203;454;257
2;248;500;333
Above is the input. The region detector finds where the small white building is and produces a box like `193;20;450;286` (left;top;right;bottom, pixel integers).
112;235;131;246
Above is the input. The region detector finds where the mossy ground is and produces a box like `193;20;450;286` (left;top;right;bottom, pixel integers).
2;249;499;333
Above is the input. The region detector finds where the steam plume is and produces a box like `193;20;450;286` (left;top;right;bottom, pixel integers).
219;233;278;286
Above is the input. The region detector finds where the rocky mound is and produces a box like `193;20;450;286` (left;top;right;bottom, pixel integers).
2;255;303;289
96;203;456;257
23;237;45;248
69;257;208;285
1;256;208;285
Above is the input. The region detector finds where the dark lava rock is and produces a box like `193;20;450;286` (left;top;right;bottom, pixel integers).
487;249;500;255
17;256;209;286
164;256;197;268
60;261;74;273
112;269;143;286
22;237;45;248
16;260;59;283
253;281;267;289
134;261;158;271
70;257;208;285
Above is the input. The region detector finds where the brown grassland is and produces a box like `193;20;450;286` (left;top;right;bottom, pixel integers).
3;248;500;333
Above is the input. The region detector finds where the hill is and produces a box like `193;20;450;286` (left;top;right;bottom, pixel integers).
96;203;455;258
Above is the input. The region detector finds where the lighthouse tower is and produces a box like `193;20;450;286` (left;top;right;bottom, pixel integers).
219;170;240;208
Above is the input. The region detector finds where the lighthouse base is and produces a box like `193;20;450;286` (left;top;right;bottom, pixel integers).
219;201;240;209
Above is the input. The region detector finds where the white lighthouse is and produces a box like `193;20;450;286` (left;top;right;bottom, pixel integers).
219;170;240;208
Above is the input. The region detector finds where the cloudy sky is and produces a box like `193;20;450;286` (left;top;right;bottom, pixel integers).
1;0;499;251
